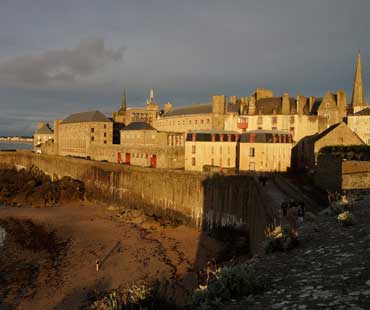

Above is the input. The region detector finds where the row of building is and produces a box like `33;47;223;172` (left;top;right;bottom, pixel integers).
34;52;370;172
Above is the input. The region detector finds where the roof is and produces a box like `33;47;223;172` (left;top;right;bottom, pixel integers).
190;130;239;134
240;131;293;143
163;103;212;117
255;97;296;114
354;107;370;116
35;123;53;135
62;111;111;124
247;129;289;135
311;123;342;142
122;121;156;131
186;131;239;142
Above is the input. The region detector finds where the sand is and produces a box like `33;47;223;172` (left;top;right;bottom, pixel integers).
0;202;224;309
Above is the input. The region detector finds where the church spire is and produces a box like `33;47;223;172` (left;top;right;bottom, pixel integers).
351;50;364;107
119;88;126;114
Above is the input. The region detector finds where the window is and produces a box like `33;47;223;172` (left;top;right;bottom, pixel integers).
272;116;277;124
227;158;231;166
192;145;196;154
272;126;277;130
195;120;198;124
104;140;107;144
91;128;95;133
192;157;196;166
290;116;295;124
201;119;204;124
249;147;255;157
91;137;94;142
257;116;263;125
207;119;210;124
104;124;107;129
104;132;107;137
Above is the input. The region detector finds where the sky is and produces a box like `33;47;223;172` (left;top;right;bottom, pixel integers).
0;0;369;136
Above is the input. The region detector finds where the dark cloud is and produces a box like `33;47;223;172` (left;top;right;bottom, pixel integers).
0;38;124;85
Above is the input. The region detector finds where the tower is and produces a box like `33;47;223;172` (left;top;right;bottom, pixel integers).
119;88;127;115
351;51;365;112
147;88;155;105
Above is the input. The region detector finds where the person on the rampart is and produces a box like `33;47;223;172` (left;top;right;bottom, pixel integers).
297;202;305;225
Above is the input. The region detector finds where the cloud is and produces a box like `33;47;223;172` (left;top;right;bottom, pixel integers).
0;38;124;85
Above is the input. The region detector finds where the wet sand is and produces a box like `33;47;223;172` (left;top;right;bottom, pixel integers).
0;203;224;309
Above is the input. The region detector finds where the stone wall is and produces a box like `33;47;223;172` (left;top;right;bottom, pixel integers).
315;154;370;191
0;152;273;252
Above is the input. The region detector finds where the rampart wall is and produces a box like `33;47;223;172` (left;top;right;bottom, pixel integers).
0;151;273;252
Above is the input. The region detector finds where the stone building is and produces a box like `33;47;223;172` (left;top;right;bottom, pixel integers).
153;95;240;133
118;121;184;169
292;122;364;170
33;122;54;152
55;110;113;158
225;88;346;142
184;130;239;171
348;108;370;145
350;51;368;113
239;130;293;172
112;89;160;126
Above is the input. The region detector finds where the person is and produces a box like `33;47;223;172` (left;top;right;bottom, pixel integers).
281;201;288;217
96;259;100;271
297;202;305;225
286;206;299;239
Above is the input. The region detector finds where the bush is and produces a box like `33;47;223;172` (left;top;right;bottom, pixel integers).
191;264;265;310
91;281;176;310
263;224;298;253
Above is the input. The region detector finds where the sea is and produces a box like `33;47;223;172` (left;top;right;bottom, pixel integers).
0;141;33;151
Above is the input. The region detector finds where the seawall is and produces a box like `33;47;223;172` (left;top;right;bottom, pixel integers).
0;151;274;252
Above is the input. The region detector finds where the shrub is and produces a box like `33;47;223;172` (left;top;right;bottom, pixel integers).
191;264;265;310
337;211;354;226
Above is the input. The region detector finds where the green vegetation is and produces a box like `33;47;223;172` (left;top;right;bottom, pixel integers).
191;264;265;310
319;145;370;161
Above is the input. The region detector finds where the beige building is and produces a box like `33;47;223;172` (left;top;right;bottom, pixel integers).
239;130;293;172
348;108;370;145
34;122;54;152
112;89;160;126
55;110;113;158
118;122;184;169
292;122;364;169
225;88;346;142
153;95;240;133
185;131;239;171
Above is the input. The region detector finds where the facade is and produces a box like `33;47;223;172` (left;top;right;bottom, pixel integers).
55;111;113;158
292;122;364;170
239;130;293;172
225;89;346;142
348;108;370;145
184;131;239;172
153;95;240;133
34;122;54;149
118;122;184;169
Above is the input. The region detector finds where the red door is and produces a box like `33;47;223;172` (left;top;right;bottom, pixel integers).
125;153;131;164
150;154;157;168
117;152;122;164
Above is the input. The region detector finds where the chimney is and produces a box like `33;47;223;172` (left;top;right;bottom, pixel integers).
309;96;315;113
296;95;306;115
248;96;256;115
282;93;290;115
212;95;226;114
229;96;237;105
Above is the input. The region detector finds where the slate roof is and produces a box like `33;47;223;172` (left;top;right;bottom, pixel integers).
354;107;370;116
122;121;156;131
240;130;293;143
62;111;111;124
255;97;297;114
35;123;53;134
163;104;212;117
311;123;342;142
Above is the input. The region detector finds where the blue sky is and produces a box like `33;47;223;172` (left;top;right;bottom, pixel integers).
0;0;369;136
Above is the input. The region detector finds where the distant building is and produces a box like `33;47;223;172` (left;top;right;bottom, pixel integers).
112;89;160;126
54;110;113;158
153;95;240;133
292;122;364;170
33;122;54;152
184;130;239;171
239;130;293;172
119;121;184;169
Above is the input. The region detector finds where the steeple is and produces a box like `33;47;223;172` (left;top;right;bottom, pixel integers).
119;88;126;115
147;88;155;105
351;50;364;108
